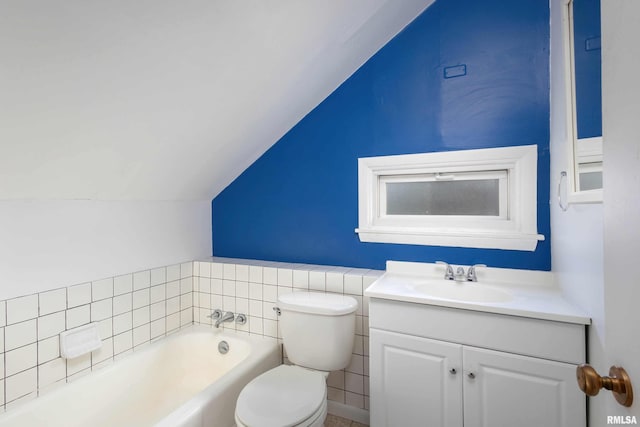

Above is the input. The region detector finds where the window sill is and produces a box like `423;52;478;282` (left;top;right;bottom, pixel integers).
355;227;545;251
568;188;603;204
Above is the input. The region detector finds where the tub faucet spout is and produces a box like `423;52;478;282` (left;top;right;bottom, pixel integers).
215;311;235;328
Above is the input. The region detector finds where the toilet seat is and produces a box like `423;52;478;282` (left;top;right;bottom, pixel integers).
235;399;326;427
235;365;327;427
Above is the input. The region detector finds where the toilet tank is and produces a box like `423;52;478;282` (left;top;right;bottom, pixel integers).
277;292;358;372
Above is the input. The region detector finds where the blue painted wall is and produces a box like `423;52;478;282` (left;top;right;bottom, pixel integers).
573;0;602;139
212;0;551;271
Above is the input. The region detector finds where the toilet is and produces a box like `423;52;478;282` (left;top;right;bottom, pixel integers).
235;291;358;427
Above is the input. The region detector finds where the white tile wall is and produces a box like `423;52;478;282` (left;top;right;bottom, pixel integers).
0;261;194;413
6;368;37;403
135;270;152;289
149;268;164;288
91;299;113;322
6;344;38;377
132;289;150;309
166;265;181;283
91;278;113;302
133;307;150;328
66;305;90;329
38;358;66;389
37;312;65;340
150;284;166;304
7;295;39;325
67;283;91;308
38;337;59;363
6;320;37;351
113;294;132;316
193;257;382;412
0;257;379;416
113;274;133;296
39;289;66;316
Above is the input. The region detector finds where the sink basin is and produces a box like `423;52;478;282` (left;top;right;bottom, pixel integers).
405;279;513;303
363;261;590;324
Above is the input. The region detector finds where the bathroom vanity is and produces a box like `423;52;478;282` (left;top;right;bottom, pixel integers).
365;261;590;427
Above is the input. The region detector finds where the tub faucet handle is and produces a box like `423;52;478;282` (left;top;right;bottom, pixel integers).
207;309;223;320
236;313;247;325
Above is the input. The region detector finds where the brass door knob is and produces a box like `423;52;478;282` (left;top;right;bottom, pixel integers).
576;364;633;407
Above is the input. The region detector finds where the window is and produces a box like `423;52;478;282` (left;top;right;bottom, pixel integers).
356;145;544;251
574;137;603;193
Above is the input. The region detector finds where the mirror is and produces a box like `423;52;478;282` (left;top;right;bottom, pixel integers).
566;0;603;202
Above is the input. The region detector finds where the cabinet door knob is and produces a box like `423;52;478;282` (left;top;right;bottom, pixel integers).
468;372;476;379
449;368;457;375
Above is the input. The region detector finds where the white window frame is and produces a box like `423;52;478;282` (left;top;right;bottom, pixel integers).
563;0;603;203
355;145;545;251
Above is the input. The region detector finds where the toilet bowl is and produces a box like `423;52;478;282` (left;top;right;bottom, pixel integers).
235;365;327;427
234;291;358;427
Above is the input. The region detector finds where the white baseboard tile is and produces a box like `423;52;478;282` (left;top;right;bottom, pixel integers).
327;400;369;426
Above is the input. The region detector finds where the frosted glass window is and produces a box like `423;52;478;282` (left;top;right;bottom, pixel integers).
578;161;603;192
379;170;508;220
579;171;603;191
385;179;500;216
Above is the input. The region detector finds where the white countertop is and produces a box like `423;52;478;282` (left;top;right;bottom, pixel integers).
364;261;591;325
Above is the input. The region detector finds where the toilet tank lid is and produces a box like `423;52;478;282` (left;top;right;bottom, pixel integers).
278;292;358;316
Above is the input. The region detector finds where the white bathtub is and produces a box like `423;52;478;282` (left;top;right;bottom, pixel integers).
0;326;280;427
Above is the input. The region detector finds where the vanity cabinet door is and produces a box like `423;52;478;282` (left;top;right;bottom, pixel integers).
369;328;463;427
462;347;585;427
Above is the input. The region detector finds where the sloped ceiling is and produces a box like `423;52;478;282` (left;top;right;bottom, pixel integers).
0;0;434;200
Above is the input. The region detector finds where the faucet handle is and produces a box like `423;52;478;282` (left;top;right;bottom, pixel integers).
435;261;455;280
207;309;223;320
466;264;487;282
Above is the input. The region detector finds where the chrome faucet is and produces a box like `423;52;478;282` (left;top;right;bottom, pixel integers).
435;261;455;280
208;309;223;320
466;264;486;282
214;311;235;328
436;261;486;282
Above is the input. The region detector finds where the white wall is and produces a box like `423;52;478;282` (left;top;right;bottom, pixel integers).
548;0;605;421
0;201;211;299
